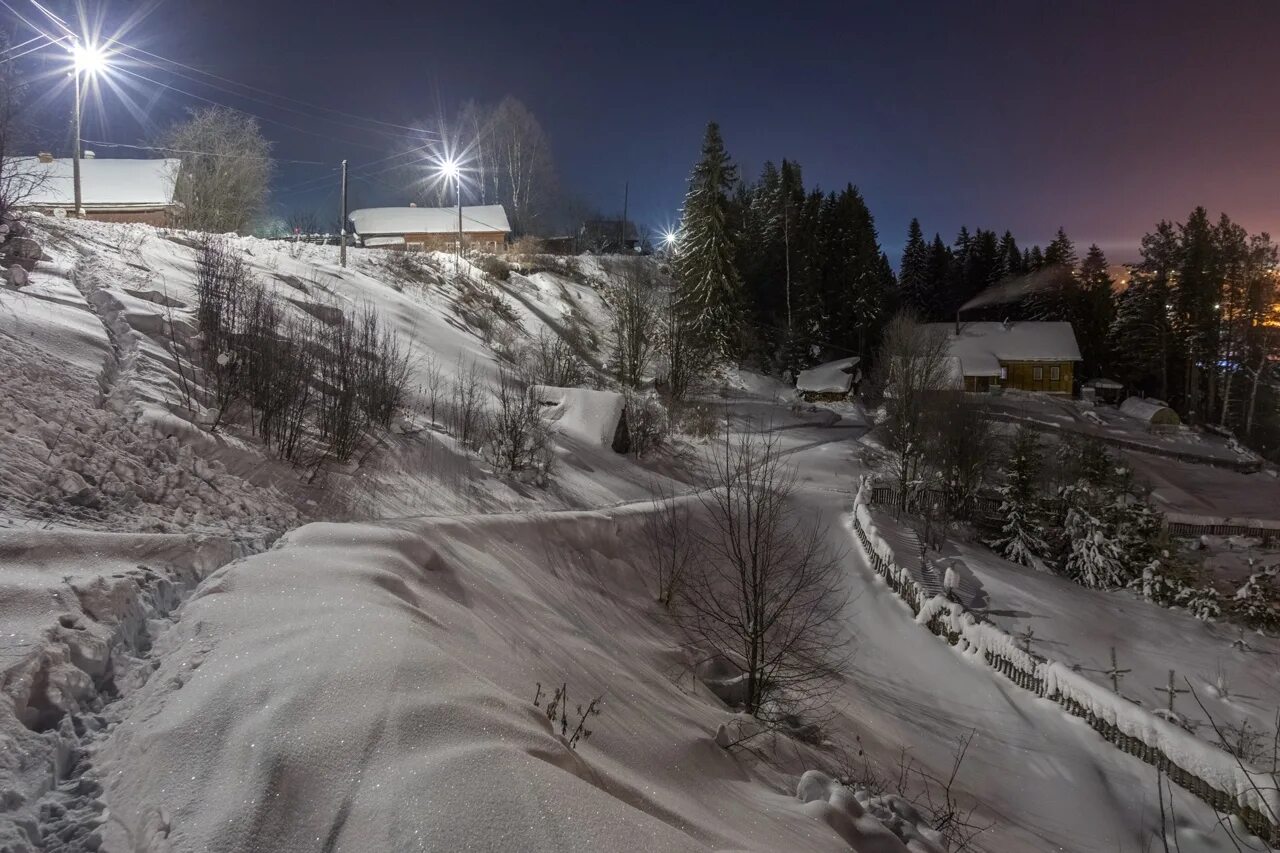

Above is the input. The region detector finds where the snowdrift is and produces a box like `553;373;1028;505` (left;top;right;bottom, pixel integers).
96;508;850;852
532;385;628;451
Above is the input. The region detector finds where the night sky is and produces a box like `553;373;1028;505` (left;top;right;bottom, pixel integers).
12;0;1280;260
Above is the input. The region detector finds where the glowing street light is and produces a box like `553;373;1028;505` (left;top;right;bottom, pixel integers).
70;39;111;218
435;157;463;273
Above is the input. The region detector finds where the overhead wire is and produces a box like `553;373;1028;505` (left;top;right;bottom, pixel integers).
80;138;328;165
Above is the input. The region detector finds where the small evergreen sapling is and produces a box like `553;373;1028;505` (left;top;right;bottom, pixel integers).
987;425;1051;569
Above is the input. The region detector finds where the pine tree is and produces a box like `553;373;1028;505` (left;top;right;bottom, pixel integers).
997;230;1024;279
1063;500;1126;589
988;424;1051;568
920;234;953;321
674;122;742;360
1174;206;1218;419
1074;245;1117;378
1027;245;1044;271
899;218;929;315
1026;227;1077;320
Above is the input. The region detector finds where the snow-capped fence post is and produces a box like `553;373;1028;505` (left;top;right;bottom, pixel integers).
848;481;1280;845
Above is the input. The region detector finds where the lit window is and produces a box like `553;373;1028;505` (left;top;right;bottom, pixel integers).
1033;366;1044;381
1000;366;1007;380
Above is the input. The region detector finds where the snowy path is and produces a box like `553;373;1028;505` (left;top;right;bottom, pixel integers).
776;415;1253;852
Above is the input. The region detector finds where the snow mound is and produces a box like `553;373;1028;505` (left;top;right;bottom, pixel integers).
796;358;860;395
796;770;944;853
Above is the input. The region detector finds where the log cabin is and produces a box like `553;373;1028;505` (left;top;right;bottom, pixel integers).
8;153;181;225
349;204;511;252
927;320;1081;395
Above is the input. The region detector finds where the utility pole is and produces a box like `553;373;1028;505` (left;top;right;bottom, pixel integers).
72;58;83;218
455;171;462;275
339;159;348;267
620;181;629;253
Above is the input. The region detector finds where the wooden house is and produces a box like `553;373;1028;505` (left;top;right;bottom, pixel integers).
349;204;511;252
926;321;1081;395
9;153;181;225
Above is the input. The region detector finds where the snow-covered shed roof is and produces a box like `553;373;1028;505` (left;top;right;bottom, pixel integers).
1120;396;1181;425
8;156;180;209
531;386;626;449
350;205;511;237
795;357;861;394
925;321;1082;377
1085;377;1124;389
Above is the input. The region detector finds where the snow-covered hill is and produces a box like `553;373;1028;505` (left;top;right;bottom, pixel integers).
1;217;1274;853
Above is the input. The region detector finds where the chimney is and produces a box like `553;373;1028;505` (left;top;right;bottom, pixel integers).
83;150;95;159
37;152;53;163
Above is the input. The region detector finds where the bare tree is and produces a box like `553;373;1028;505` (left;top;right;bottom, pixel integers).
519;329;585;388
681;428;848;727
657;289;703;402
608;259;660;388
0;32;46;218
874;312;955;512
642;479;700;607
925;391;996;529
161;106;272;234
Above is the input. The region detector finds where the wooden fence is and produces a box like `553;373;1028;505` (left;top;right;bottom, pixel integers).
850;491;1280;845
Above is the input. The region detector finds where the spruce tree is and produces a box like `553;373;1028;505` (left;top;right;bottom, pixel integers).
1074;245;1117;378
1175;207;1217;418
674;122;742;361
921;234;953;321
899;218;929;315
988;424;1051;568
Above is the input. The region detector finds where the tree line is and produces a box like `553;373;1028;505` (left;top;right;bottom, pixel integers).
671;122;895;372
895;212;1279;452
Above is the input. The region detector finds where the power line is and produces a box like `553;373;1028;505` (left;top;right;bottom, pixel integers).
80;138;329;165
0;33;66;63
0;32;50;55
115;66;391;154
113;46;433;144
106;41;438;139
276;142;437;195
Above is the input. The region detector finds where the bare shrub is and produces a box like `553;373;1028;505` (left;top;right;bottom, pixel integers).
520;329;586;387
355;307;412;430
422;352;445;426
315;315;370;463
483;369;553;475
448;358;486;449
608;259;660;388
643;480;700;607
507;235;543;255
682;429;848;728
475;254;512;281
676;403;722;441
194;237;255;429
533;681;604;750
657;291;703;401
240;286;318;461
625;391;669;458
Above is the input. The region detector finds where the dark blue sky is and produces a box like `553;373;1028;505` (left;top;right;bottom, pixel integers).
15;0;1280;260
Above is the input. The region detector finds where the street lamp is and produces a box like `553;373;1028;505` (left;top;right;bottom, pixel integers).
438;158;462;273
70;41;110;219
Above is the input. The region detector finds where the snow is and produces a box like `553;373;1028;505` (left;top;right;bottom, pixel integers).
795;357;860;394
7;157;180;208
532;385;625;448
350;204;511;237
925;321;1081;376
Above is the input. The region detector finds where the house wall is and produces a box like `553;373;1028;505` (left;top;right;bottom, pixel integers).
28;206;175;226
398;231;508;252
1002;360;1074;394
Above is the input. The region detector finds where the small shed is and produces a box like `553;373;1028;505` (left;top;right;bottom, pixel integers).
1084;377;1125;405
1120;396;1181;431
796;357;861;402
531;386;629;453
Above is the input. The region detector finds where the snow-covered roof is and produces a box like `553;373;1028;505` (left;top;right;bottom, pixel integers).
531;385;625;448
362;236;406;248
1120;396;1180;425
795;357;860;394
7;156;180;208
1085;377;1124;389
350;205;511;237
926;321;1081;377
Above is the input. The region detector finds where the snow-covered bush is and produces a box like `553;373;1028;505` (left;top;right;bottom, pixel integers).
675;403;721;441
1233;567;1279;631
474;254;512;281
447;358;486;449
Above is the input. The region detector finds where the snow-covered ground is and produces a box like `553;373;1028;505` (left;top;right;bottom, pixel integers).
2;217;1276;852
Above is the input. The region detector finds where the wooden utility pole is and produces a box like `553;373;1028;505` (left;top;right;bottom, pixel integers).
72;64;83;218
620;181;629;253
339;159;348;267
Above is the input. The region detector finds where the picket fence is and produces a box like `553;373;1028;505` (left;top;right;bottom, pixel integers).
849;488;1280;845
